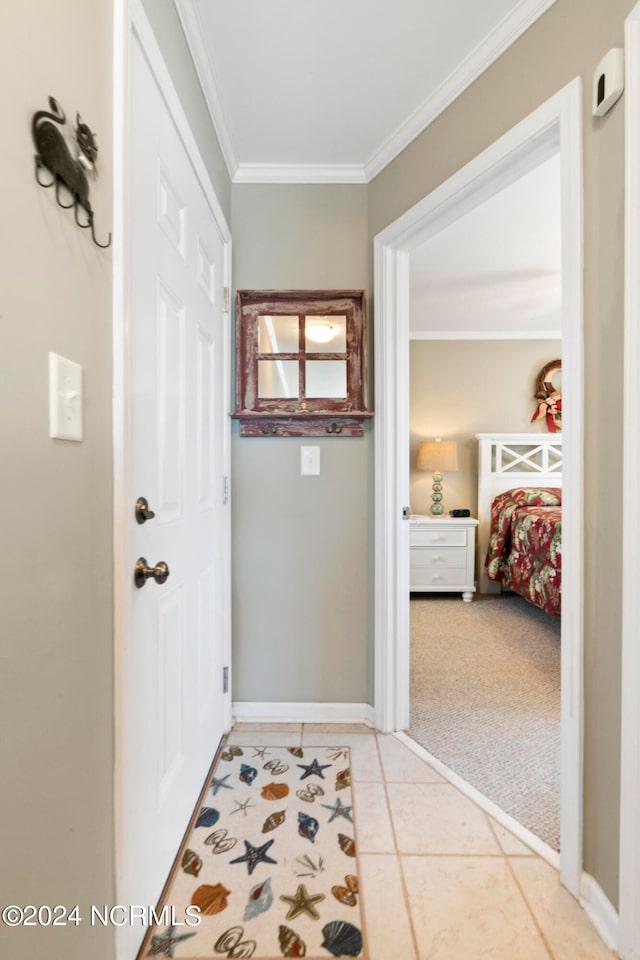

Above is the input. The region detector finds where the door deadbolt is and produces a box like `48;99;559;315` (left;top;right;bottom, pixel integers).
135;497;156;524
134;557;170;588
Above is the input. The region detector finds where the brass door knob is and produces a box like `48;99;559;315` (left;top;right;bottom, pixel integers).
134;557;170;588
135;497;156;524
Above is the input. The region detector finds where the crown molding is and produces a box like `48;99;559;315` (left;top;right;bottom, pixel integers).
409;330;561;340
173;0;239;179
175;0;557;185
364;0;558;181
232;163;367;184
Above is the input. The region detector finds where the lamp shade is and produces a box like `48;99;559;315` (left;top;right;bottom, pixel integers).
417;438;458;472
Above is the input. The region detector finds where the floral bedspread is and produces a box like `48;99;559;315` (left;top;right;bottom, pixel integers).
485;487;562;617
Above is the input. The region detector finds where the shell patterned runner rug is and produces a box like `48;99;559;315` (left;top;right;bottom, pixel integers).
141;745;363;959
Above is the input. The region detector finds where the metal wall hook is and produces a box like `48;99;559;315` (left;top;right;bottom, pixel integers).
56;181;75;209
261;423;279;435
31;95;112;249
74;204;91;227
90;215;111;249
326;422;343;434
34;157;55;188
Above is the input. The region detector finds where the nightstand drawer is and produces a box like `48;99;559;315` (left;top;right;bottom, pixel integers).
411;547;466;571
409;567;468;589
410;528;467;548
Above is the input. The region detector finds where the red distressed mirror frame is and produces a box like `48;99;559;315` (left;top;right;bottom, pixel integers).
232;289;373;437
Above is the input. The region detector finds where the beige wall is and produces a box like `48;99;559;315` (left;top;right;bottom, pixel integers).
0;2;115;958
230;184;373;703
410;340;562;519
371;0;632;909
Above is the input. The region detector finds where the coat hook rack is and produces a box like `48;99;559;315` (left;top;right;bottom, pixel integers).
32;96;111;248
261;423;279;435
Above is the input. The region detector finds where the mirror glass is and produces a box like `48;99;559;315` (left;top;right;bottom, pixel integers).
305;315;346;354
258;360;299;398
258;315;299;354
306;360;347;398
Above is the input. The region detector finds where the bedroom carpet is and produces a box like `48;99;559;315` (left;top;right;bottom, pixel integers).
141;745;362;958
408;593;561;851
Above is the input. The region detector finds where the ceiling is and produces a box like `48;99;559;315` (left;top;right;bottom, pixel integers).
175;0;557;182
409;153;562;339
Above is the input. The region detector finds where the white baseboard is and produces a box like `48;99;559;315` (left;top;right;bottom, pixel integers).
232;701;376;726
579;872;619;953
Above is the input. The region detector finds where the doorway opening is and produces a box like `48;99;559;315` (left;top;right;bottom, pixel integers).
373;78;583;895
407;151;562;854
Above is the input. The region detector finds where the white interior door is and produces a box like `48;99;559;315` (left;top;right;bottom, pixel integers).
122;32;228;940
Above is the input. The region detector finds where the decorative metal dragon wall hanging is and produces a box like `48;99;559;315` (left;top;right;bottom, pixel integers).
32;96;111;248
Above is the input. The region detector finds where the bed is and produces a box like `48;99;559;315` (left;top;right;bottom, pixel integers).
476;434;562;616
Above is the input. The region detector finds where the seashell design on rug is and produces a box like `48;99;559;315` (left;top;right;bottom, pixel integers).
321;919;363;957
190;882;230;916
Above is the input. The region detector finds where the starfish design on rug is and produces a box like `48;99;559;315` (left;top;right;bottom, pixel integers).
147;924;197;957
251;746;271;759
326;747;349;761
320;796;353;823
297;757;331;780
294;853;325;878
280;883;326;920
229;838;277;875
209;773;233;796
230;798;255;816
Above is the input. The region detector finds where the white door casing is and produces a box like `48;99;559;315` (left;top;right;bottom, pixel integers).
373;78;584;895
113;5;232;959
620;4;640;958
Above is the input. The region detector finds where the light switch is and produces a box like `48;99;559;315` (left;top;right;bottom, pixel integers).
49;352;83;441
300;445;320;476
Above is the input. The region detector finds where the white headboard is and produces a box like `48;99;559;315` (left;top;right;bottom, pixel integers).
476;433;562;593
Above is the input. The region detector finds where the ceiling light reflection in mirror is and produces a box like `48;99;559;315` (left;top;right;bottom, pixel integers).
305;315;346;353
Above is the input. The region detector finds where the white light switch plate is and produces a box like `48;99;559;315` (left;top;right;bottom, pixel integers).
49;352;83;441
300;445;320;476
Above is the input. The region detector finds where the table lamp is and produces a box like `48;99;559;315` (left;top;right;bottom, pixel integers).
417;438;459;515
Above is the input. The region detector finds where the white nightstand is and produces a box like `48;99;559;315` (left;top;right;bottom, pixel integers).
410;515;479;602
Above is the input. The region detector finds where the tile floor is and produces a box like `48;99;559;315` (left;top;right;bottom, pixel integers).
226;723;615;960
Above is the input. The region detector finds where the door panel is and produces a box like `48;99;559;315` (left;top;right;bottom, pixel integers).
158;165;186;258
124;34;227;931
197;564;216;722
157;283;185;518
197;330;215;508
157;587;184;797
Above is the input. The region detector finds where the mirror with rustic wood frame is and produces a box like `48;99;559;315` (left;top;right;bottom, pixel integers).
232;289;372;437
